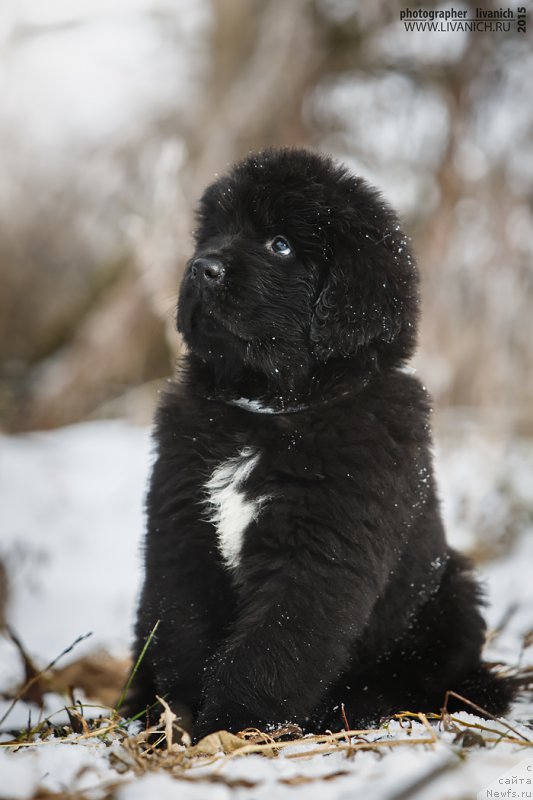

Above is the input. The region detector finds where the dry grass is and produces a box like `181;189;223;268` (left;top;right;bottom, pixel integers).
1;629;532;799
1;692;532;800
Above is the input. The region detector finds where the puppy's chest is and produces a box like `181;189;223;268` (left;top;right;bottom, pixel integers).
203;445;270;570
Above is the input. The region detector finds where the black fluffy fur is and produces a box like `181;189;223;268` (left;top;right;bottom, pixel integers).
126;148;515;736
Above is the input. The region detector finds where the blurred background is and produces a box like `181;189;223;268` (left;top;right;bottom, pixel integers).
0;0;533;716
1;0;532;434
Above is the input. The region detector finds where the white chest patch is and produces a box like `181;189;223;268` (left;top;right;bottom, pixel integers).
204;447;266;569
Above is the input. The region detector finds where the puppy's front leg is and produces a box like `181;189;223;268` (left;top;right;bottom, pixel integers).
194;545;384;737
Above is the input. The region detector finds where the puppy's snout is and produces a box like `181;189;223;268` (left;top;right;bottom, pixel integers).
191;257;225;285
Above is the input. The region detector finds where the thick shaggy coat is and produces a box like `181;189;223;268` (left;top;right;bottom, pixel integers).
127;148;514;736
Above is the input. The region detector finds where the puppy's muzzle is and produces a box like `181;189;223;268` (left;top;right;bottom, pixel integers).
190;257;225;286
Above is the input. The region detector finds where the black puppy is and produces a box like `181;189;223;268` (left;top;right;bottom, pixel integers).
127;148;514;736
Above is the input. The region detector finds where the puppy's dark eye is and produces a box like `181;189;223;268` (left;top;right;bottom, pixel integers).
269;236;293;257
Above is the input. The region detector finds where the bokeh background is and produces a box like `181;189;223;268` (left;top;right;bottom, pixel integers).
1;0;532;435
0;4;533;788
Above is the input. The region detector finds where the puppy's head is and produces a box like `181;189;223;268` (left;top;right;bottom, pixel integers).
178;148;419;385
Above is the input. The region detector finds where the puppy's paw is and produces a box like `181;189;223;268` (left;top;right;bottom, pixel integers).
193;703;265;742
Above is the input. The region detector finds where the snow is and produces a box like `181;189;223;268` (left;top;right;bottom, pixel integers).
0;749;41;800
0;737;121;797
0;419;532;799
0;421;152;701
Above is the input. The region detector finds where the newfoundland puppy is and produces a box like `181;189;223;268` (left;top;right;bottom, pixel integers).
127;148;514;736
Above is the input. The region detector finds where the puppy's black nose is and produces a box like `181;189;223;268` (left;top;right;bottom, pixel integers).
190;257;225;284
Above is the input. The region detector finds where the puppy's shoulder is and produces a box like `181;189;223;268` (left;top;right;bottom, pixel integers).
385;365;431;405
153;379;188;421
375;365;434;442
151;379;208;448
325;366;431;448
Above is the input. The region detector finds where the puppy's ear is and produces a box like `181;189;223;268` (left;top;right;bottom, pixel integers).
310;224;419;364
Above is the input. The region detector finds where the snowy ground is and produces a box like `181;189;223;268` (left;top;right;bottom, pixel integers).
0;418;532;800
